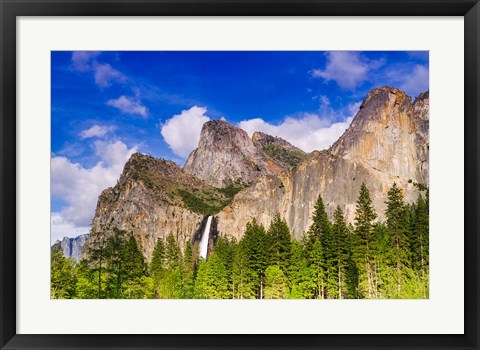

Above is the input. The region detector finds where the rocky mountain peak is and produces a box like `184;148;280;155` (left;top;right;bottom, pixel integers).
184;120;286;188
329;86;423;182
89;152;239;260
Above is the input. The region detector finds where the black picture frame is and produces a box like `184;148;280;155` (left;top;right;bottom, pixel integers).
1;1;478;349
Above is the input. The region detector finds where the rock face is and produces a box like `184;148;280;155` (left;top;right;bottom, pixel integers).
56;234;89;262
412;91;429;184
87;86;429;258
184;120;286;188
252;131;307;169
86;153;231;260
217;87;429;239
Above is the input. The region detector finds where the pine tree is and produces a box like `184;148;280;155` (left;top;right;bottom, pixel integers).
164;233;181;270
74;259;98;299
288;240;316;298
240;219;270;298
385;182;410;296
332;206;352;299
264;265;289;299
303;236;324;298
267;214;292;274
231;241;256;299
156;233;183;299
411;193;429;276
104;228;128;298
181;240;195;298
149;238;165;281
85;230;108;298
122;234;147;282
305;194;331;298
308;194;331;240
194;252;230;299
51;243;77;298
353;182;377;298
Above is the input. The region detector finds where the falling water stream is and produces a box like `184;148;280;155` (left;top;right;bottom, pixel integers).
199;216;213;259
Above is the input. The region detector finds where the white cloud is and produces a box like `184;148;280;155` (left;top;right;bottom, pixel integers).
51;141;138;239
93;62;126;88
312;52;384;89
71;51;100;71
161;106;210;158
238;99;360;152
50;213;90;244
397;64;429;98
71;52;125;88
107;96;148;117
80;125;115;139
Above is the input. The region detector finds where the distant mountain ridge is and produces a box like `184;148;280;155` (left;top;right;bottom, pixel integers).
53;234;89;262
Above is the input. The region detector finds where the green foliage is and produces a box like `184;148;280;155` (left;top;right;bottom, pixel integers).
264;265;289;299
177;189;221;216
288;240;316;299
384;182;410;296
218;182;245;199
308;194;331;240
50;243;77;298
231;241;256;299
149;239;165;280
194;253;231;299
261;143;307;168
267;214;292;273
52;183;429;300
352;183;378;298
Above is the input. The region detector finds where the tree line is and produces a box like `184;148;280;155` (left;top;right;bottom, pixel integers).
51;182;429;299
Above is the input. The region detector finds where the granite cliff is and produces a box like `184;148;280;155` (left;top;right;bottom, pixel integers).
86;153;234;260
184;120;286;188
86;86;429;258
217;87;429;239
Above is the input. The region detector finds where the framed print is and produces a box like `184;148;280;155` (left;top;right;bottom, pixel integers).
1;0;479;349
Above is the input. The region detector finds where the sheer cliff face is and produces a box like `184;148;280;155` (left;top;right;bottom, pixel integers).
412;91;429;184
88;86;429;255
88;153;230;260
330;87;426;183
217;87;429;239
184;120;286;188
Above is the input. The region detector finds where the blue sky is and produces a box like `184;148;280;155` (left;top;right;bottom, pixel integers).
51;51;429;241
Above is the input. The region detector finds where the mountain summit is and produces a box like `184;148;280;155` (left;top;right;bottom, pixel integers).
184;120;286;188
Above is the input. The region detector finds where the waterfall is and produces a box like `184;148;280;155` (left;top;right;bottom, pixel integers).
199;216;213;259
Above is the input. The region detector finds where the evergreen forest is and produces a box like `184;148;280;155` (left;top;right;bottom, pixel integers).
51;182;429;299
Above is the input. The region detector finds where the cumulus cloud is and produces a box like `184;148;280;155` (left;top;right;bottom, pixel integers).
51;213;91;244
93;62;126;88
312;52;384;89
107;96;148;117
51;140;138;239
161;106;210;158
239;116;353;152
80;124;116;139
238;99;361;152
